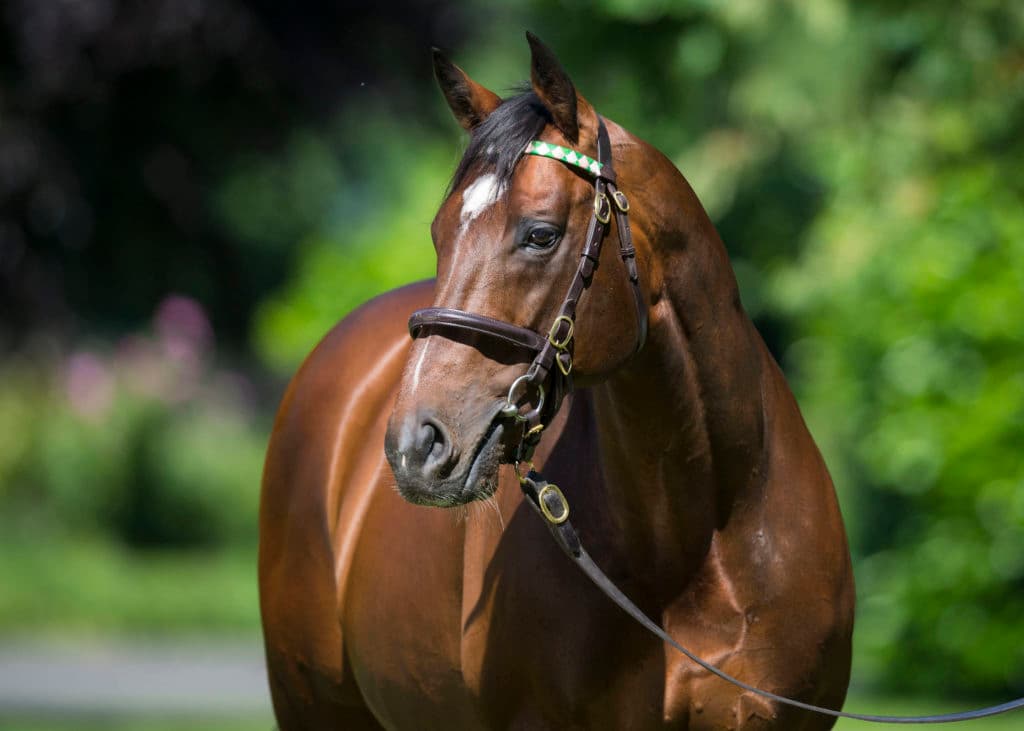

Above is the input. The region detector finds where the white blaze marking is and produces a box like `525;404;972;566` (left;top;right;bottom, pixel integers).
410;340;431;393
459;173;503;231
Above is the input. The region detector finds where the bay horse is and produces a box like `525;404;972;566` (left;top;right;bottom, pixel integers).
259;34;855;730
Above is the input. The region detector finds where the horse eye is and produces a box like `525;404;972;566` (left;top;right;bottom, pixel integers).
525;226;560;249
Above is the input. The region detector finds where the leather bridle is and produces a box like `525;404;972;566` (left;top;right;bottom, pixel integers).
408;116;647;463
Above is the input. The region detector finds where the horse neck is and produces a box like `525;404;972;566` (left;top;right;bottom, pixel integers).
588;153;768;588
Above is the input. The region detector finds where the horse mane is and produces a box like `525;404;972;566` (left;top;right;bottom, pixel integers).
449;87;551;194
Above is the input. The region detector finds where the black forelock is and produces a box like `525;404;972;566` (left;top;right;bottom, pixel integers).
449;88;551;194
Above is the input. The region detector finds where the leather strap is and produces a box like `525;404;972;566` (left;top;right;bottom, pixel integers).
606;178;647;351
519;471;1024;725
409;307;546;354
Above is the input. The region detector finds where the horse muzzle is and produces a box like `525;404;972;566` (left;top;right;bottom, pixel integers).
385;404;509;506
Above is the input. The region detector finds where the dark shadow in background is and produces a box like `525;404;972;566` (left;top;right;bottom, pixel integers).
0;0;468;352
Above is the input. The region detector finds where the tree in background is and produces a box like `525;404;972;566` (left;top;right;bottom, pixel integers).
0;0;462;348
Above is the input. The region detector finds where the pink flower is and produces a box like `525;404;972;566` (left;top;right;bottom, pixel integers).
154;294;214;367
65;351;114;420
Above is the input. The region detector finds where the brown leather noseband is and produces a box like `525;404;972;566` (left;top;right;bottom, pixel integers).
408;117;647;461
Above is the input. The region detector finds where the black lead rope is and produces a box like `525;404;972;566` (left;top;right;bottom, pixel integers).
518;470;1024;725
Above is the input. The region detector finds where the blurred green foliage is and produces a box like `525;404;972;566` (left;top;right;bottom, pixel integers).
0;325;264;552
0;541;257;633
0;301;266;634
247;124;446;371
754;3;1024;696
0;0;1021;703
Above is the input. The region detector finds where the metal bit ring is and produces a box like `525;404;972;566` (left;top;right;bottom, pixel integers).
500;374;545;423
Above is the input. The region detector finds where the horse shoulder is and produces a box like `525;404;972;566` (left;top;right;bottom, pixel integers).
259;279;433;724
728;345;855;725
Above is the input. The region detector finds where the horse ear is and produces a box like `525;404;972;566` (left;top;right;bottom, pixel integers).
526;32;583;143
432;48;502;131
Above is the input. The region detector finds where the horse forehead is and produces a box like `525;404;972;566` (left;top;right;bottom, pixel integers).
436;157;580;240
511;154;590;205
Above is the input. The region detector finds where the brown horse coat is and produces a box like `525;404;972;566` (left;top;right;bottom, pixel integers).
260;36;855;730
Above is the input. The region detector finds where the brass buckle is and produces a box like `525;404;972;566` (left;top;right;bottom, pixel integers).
547;315;574;349
612;190;630;212
594;192;611;224
556;351;572;377
537;484;570;525
526;423;545;438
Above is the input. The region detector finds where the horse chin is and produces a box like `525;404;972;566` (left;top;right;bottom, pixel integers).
394;420;506;508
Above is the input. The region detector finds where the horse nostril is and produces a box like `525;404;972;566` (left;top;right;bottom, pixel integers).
417;422;440;459
415;417;455;477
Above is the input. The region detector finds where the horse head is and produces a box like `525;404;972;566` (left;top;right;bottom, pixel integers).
385;34;652;507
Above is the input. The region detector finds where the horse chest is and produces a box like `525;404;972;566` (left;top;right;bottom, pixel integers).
339;417;842;730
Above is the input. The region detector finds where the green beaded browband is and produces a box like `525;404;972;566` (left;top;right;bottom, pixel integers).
524;140;603;176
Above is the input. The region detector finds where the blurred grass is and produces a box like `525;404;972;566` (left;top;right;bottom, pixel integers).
0;540;258;635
